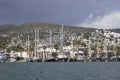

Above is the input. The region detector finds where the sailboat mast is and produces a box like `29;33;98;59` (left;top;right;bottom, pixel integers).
61;24;64;48
28;35;30;58
37;28;39;44
71;34;74;59
49;30;52;58
49;30;52;46
88;37;92;60
36;28;39;57
104;38;108;60
96;38;99;58
60;24;64;61
71;35;73;51
34;28;37;57
113;38;116;57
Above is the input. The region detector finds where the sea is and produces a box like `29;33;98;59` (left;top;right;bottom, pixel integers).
0;62;120;80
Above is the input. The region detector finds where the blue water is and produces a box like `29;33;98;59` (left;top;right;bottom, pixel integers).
0;62;120;80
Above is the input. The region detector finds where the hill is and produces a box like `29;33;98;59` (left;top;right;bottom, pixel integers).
0;22;96;44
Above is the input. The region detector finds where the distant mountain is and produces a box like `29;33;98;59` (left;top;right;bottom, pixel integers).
109;29;120;33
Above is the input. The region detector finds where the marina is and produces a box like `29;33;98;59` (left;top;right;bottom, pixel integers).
0;0;120;80
0;26;120;63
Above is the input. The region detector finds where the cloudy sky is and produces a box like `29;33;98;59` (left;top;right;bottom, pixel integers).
0;0;120;29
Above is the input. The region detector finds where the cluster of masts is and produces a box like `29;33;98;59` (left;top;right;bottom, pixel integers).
27;25;65;62
5;25;120;62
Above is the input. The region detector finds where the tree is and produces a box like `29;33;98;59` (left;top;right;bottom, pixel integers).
6;47;12;53
6;46;25;60
81;42;87;47
54;43;59;51
65;42;71;46
52;52;57;59
73;40;81;45
116;46;120;58
0;44;7;51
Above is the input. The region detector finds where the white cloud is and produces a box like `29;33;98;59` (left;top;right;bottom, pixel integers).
80;12;120;29
88;14;93;18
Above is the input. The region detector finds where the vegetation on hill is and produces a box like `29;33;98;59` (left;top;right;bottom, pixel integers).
0;22;97;44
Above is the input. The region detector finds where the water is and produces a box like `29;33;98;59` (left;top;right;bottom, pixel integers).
0;62;120;80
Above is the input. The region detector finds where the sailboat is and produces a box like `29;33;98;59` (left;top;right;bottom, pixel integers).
56;24;68;62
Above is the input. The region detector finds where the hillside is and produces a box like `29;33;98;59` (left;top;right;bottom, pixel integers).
0;22;96;35
0;22;96;44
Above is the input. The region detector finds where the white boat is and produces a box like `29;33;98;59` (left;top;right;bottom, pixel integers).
0;54;7;62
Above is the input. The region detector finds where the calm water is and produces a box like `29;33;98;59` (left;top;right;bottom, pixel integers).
0;62;120;80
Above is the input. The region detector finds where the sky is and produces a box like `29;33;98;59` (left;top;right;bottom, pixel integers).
0;0;120;29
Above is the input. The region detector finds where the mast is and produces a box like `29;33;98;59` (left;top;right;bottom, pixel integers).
27;35;30;59
49;30;52;59
96;38;99;58
38;27;40;43
60;24;64;61
49;30;52;46
71;35;73;52
88;37;92;61
61;24;64;48
71;34;74;59
34;28;37;57
36;28;39;57
113;38;116;58
104;38;108;61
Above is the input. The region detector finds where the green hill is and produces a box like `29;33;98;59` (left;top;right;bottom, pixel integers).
0;22;96;44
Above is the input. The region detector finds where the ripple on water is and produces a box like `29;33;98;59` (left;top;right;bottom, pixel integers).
0;62;120;80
